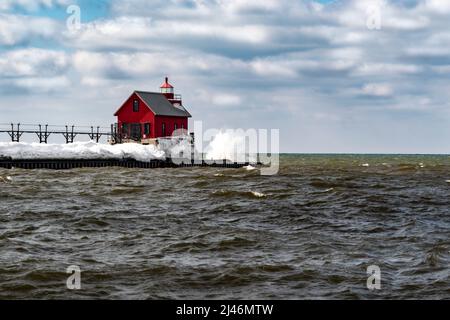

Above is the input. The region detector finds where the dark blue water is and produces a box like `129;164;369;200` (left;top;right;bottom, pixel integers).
0;155;449;299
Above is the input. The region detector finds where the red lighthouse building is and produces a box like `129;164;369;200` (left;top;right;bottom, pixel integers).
113;77;191;144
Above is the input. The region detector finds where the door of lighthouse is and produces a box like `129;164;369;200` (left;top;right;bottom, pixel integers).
130;123;142;141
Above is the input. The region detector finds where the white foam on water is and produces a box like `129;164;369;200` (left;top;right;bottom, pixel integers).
251;191;266;198
361;163;370;167
243;165;257;171
0;141;165;162
446;180;450;183
0;176;12;183
205;131;257;163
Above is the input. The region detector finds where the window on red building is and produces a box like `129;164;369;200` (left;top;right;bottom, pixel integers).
122;123;129;137
133;99;139;112
144;123;151;136
130;123;141;141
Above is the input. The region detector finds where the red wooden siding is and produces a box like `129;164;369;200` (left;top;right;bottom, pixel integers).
155;116;188;137
115;92;189;139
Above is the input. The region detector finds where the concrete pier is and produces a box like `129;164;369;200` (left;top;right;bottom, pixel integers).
0;157;251;170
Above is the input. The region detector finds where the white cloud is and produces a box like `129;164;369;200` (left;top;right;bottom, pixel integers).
0;48;68;77
72;50;248;88
431;65;450;74
335;0;430;31
0;0;71;11
14;76;71;92
66;16;269;52
355;63;422;76
361;83;394;97
0;14;59;46
217;0;280;13
0;48;70;93
211;94;242;106
422;0;450;14
1;0;450;152
250;59;297;78
406;46;450;57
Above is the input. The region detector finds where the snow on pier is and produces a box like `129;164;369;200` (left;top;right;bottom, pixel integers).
0;141;253;170
0;141;165;162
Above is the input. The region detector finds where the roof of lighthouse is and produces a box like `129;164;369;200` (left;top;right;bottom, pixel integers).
134;91;192;117
160;77;174;89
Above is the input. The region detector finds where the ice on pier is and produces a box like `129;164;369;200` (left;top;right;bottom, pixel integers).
0;133;258;163
0;141;165;162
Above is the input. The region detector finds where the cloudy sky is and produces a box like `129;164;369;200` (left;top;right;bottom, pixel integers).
1;0;450;153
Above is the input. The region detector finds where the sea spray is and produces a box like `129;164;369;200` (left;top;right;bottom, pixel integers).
163;135;198;161
204;130;258;163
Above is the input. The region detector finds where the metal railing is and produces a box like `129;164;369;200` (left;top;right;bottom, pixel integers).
0;123;112;144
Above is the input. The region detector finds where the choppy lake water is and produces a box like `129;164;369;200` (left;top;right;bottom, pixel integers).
0;154;449;299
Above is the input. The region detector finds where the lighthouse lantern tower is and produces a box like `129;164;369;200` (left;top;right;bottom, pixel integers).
160;77;175;99
160;77;182;106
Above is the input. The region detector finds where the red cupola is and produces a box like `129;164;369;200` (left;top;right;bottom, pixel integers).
160;76;182;106
160;77;174;99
